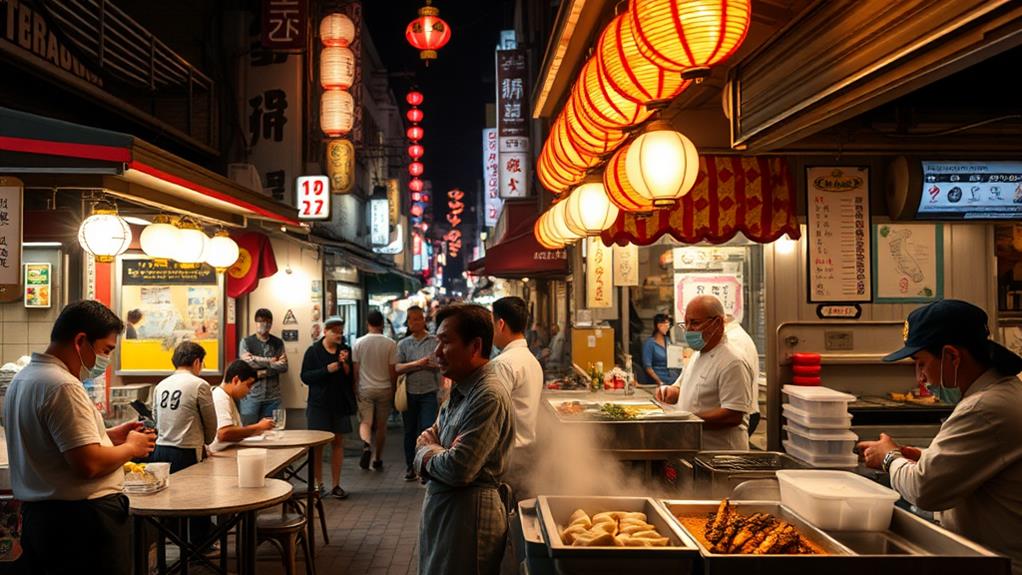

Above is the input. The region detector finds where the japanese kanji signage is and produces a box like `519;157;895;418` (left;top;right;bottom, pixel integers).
613;244;638;286
296;175;330;220
586;237;613;308
370;196;390;246
482;128;502;226
0;180;22;302
261;0;308;50
806;166;872;303
445;189;465;258
496;49;530;198
676;273;744;325
386;178;401;226
326;139;355;194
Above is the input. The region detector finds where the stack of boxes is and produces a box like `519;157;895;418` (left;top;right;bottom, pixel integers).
781;385;859;468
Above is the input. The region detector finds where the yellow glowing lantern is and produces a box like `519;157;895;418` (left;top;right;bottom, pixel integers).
139;214;180;262
574;57;653;130
320;46;356;90
77;201;131;263
598;13;692;104
535;212;565;250
630;0;752;78
563;181;620;236
204;229;241;272
320;13;356;47
549;113;599;172
549;199;582;244
603;141;656;213
625;122;700;208
173;217;209;267
563;93;627;157
320;89;354;136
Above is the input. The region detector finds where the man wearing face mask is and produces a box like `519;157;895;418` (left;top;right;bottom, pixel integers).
655;295;753;451
3;300;156;574
858;299;1022;574
239;308;288;425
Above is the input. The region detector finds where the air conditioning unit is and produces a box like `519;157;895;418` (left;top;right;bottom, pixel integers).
228;163;262;194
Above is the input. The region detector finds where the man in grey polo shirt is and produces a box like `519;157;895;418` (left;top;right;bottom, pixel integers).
151;341;218;471
396;305;441;481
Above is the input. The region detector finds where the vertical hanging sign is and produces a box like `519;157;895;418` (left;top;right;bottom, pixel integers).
496;49;530;198
613;244;639;286
587;237;613;308
386;178;401;226
445;189;464;258
262;0;308;50
482;128;502;226
807;167;872;303
0;179;23;302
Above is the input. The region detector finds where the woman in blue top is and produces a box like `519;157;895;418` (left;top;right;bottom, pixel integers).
642;313;680;386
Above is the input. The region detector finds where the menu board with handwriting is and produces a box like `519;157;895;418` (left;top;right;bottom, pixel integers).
807;167;871;303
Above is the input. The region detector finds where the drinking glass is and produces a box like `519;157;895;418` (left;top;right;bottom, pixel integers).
272;408;286;431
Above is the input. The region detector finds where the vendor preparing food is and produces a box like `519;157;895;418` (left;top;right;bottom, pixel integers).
858;299;1022;574
655;295;753;450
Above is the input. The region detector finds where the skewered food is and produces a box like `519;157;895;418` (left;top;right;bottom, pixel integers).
559;509;670;547
676;499;824;555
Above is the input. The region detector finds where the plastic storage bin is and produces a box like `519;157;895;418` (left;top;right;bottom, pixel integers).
782;403;853;429
785;418;854;439
782;439;858;469
784;425;858;455
783;385;855;418
776;469;901;531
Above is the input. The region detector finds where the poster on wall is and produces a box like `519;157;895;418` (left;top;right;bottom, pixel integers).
586;237;613;308
117;257;223;374
23;263;51;308
675;274;744;324
806;166;872;303
613;244;638;286
872;224;943;303
0;181;23;302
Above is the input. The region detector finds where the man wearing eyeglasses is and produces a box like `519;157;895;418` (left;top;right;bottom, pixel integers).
655;295;753;451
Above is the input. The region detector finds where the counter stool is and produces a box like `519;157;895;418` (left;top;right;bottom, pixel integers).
287;489;330;544
256;510;315;575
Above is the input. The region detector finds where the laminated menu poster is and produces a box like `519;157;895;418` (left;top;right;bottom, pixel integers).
873;224;943;303
807;167;872;303
23;262;50;308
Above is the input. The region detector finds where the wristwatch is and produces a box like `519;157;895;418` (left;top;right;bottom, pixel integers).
882;449;904;473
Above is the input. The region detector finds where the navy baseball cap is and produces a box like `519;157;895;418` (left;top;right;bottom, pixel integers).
885;299;1022;374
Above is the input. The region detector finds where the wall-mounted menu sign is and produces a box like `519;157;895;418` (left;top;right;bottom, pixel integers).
918;161;1022;220
122;259;217;285
24;263;51;308
807;167;872;303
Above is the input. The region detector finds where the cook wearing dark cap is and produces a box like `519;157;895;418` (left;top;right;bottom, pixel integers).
859;299;1022;574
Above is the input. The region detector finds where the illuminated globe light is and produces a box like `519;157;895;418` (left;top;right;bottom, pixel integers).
139;214;180;261
204;229;240;273
78;202;131;263
405;2;451;62
173;217;209;267
563;180;620;236
406;91;424;106
320;13;356;47
630;0;752;79
320;89;354;136
320;46;356;90
598;12;692;104
604;141;656;213
409;161;424;177
407;126;424;141
549;198;583;244
624;122;700;208
406;108;424;123
563;93;627;157
408;144;424;159
534;212;565;250
574;57;652;130
409;178;424;193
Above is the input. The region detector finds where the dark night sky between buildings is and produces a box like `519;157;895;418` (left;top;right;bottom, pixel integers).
363;0;517;224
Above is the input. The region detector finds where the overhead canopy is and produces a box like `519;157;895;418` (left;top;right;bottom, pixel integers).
601;156;800;247
469;200;568;279
0;107;300;226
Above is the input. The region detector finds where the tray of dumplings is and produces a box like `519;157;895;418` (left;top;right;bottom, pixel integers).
535;496;699;571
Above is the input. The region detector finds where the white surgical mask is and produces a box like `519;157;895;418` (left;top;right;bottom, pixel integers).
928;348;962;404
256;322;271;335
76;342;109;382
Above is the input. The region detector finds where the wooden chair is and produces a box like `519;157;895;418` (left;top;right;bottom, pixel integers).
287;489;330;544
256;509;315;575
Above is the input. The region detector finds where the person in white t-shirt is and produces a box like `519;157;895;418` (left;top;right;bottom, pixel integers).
352;309;398;470
208;360;275;453
656;295;753;451
725;317;762;435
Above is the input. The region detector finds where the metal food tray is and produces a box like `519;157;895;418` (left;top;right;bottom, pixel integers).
536;495;700;574
546;398;694;420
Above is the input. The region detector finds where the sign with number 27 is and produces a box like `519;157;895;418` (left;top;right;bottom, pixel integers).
296;175;331;220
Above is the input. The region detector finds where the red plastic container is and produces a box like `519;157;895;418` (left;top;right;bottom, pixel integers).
792;364;822;377
790;352;822;365
791;375;823;386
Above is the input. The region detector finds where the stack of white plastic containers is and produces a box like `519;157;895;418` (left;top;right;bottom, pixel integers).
782;385;859;468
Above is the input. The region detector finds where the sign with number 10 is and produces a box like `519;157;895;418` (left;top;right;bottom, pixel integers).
296;175;330;220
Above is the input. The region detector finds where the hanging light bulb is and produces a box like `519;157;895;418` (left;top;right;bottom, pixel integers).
563;180;620;236
78;200;132;263
204;229;240;273
139;214;180;262
624;121;700;208
173;217;209;268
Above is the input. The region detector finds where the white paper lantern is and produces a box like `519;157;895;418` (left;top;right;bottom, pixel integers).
78;203;131;263
321;46;355;90
320;13;355;47
205;230;240;272
625;123;700;208
139;214;180;261
174;218;208;266
320;89;354;137
563;181;620;236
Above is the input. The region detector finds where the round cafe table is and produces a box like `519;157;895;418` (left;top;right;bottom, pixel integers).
237;430;334;559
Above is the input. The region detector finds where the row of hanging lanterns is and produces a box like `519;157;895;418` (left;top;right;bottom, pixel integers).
78;203;240;272
406;90;426;196
320;13;357;137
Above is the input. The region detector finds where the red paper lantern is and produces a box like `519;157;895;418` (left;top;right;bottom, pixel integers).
406;108;424;123
405;2;451;62
410;204;424;217
603;141;655;212
408;144;424;159
598;13;691;104
409;161;424;176
420;193;431;204
407;126;424;141
630;0;752;78
406;91;424;106
409;178;425;192
411;192;422;202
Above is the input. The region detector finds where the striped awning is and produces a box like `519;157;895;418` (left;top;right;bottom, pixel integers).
601;156;800;246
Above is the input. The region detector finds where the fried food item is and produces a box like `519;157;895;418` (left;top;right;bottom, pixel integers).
558;508;671;547
572;531;616;547
567;509;592;529
695;499;822;555
560;524;588;545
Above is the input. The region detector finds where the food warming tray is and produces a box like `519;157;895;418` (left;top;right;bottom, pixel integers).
692;451;810;498
535;495;699;574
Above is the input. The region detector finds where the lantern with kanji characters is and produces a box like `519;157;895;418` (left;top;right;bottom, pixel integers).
405;1;451;63
598;13;691;104
320;13;355;47
320;46;355;90
630;0;751;79
624;122;700;208
563;180;619;236
409;162;424;177
321;90;354;136
604;141;656;213
408;144;424;159
409;178;424;193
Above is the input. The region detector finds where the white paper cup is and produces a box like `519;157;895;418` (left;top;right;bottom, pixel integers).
237;448;267;488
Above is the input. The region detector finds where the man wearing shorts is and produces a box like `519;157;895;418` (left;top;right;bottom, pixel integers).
352;309;398;471
301;316;355;498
